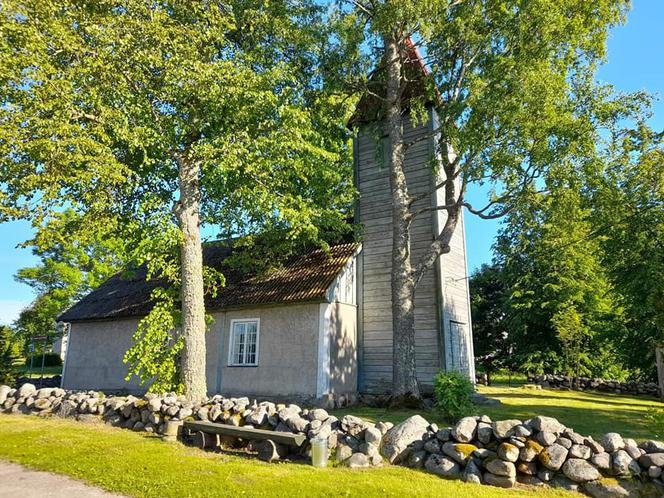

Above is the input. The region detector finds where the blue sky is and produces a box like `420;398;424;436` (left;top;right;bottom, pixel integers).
0;1;662;325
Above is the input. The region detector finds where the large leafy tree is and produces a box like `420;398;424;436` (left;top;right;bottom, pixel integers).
495;181;625;379
591;126;664;379
0;1;353;399
345;0;629;397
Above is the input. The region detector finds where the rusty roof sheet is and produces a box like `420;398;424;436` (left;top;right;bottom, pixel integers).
58;242;359;323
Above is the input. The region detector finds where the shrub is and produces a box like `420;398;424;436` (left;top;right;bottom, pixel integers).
25;352;63;368
0;326;21;385
433;370;475;422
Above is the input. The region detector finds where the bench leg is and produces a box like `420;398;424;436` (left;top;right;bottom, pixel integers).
194;431;218;450
256;439;288;462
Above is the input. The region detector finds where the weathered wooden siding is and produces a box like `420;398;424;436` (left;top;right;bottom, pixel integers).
355;110;474;394
356;113;442;393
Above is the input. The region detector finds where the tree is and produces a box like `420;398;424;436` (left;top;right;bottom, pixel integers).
14;209;124;349
591;126;664;379
469;264;511;381
0;1;353;399
496;182;624;379
0;326;22;385
345;0;630;397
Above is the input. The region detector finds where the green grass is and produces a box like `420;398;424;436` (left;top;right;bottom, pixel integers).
334;385;663;441
16;365;63;378
0;414;574;498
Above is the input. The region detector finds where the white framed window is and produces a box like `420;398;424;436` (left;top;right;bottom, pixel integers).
228;319;259;366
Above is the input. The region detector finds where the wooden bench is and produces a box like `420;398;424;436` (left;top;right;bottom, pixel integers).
183;420;306;462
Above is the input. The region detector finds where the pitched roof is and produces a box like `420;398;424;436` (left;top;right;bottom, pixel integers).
58;242;360;323
348;38;437;127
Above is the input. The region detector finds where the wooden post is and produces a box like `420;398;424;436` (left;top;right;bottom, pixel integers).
656;345;664;402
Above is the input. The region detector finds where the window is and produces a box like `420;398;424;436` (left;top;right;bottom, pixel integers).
228;319;259;366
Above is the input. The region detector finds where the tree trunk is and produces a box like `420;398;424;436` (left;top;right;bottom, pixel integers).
384;34;420;399
176;154;207;402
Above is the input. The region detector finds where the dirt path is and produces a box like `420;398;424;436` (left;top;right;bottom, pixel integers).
0;460;126;498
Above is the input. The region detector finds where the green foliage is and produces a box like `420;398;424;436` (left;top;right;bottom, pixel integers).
1;0;355;390
470;264;513;375
433;371;475;422
646;409;664;440
0;326;22;385
24;352;62;368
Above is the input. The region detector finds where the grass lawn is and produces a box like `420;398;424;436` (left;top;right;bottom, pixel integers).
0;414;575;498
16;365;63;378
333;385;663;441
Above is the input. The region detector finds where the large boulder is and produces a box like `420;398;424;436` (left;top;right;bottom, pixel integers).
539;443;568;471
424;454;461;479
612;450;639;476
380;415;429;464
562;458;601;482
602;433;625;453
529;416;566;434
486;459;516;478
452;417;477;443
492;419;521;439
18;383;36;399
639;452;664;468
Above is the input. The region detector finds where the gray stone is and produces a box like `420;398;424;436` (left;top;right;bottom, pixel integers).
245;406;268;426
375;421;391;435
583;479;643;498
33;398;51;411
1;385;15;405
513;424;532;437
424;454;461;479
497;442;519;463
569;444;592;459
562;458;601;482
477;422;493;444
517;475;545;487
550;476;579;492
486;458;516;477
530;415;566;434
612;449;638;476
585;437;605;454
341;414;366;437
516;461;538;475
407;450;427;468
359;442;379;457
520;440;544;462
483;472;515;488
648;466;662;479
539;443;568;471
536;431;557;446
556;436;573;449
639;453;664;469
473;448;495;459
335;444;353;463
346;452;370;468
462;459;483;484
309;408;329;421
625;444;641;460
441;442;477;464
423;439;440;454
602;433;625;453
18;383;36;399
452;417;477;443
492;419;521;439
640;440;664;454
380;415;429;464
436;428;452;442
36;388;53;399
591;452;611;471
364;426;382;445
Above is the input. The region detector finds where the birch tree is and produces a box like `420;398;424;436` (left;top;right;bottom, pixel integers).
347;0;630;399
0;1;353;399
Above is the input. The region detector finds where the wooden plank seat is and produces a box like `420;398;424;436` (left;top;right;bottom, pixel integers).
183;420;306;462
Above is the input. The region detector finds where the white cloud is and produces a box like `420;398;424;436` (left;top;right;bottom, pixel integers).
0;300;30;326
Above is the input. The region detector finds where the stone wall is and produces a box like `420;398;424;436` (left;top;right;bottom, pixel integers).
531;374;660;398
1;383;662;497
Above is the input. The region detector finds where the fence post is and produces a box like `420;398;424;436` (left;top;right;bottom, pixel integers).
656;345;664;402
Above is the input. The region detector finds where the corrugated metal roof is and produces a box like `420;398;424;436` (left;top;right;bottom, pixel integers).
58;242;360;323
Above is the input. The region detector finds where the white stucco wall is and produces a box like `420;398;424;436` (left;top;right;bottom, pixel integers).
62;299;358;398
